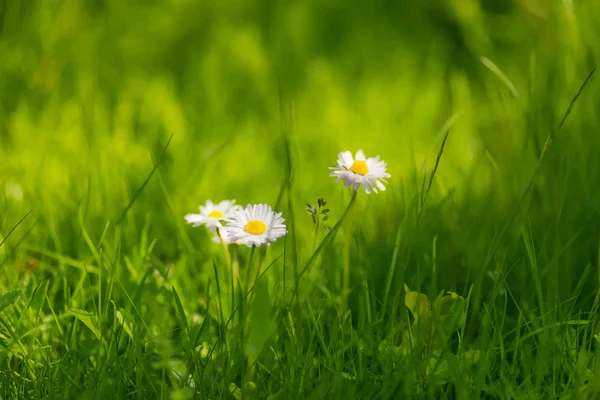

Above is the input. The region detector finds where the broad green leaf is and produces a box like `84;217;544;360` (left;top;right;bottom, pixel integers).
0;290;21;313
243;381;258;398
463;349;480;365
167;359;188;381
379;339;403;363
442;353;460;380
434;291;463;315
66;308;102;340
427;356;449;385
229;383;242;400
170;388;193;400
398;331;413;356
434;291;466;334
404;285;431;322
246;278;276;365
405;285;434;345
267;389;286;400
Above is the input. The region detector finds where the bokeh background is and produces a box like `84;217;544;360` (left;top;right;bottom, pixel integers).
2;0;600;329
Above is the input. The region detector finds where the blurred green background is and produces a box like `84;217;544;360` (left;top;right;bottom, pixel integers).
2;1;598;269
2;0;600;357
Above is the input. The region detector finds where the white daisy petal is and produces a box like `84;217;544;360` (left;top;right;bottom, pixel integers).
363;180;372;194
184;214;205;227
339;151;354;168
222;203;287;247
355;149;366;161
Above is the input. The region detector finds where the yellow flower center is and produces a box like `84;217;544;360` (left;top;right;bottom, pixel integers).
350;160;369;175
208;210;224;219
245;220;267;235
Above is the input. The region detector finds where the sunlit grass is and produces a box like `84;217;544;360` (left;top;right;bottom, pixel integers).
1;0;600;398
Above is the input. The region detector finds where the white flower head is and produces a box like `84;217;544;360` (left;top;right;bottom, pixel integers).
224;204;287;247
329;149;391;194
184;199;239;230
211;226;233;244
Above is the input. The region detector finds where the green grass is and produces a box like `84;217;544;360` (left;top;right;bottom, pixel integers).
2;0;600;398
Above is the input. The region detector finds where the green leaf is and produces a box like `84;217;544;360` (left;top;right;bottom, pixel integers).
462;349;480;365
246;278;276;365
170;388;194;400
427;356;449;385
17;280;48;324
229;383;242;400
116;309;133;339
404;285;432;322
266;389;286;400
29;280;49;314
434;291;466;334
398;331;413;356
243;381;258;397
172;286;189;336
442;353;460;380
66;308;102;340
0;290;21;312
480;56;520;97
380;338;404;368
405;285;434;345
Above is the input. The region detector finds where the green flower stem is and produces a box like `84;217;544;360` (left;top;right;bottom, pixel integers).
298;190;358;280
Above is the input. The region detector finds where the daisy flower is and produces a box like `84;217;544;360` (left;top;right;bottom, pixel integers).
329;149;391;194
184;199;238;230
224;204;287;247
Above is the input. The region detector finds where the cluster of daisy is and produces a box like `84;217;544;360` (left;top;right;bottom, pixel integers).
185;201;287;247
185;149;390;247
